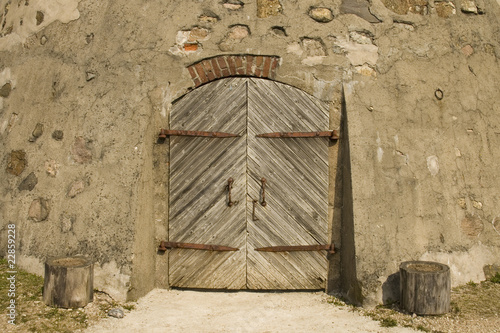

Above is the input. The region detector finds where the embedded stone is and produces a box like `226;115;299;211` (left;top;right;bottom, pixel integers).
29;198;50;222
60;213;76;233
223;0;243;10
381;0;428;15
71;137;93;164
340;0;381;23
40;35;48;45
308;7;334;23
435;1;456;18
188;27;210;42
461;214;483;237
67;179;86;198
45;160;59;177
257;0;282;18
52;130;64;141
271;26;287;37
461;0;477;13
462;45;474;57
228;25;250;40
301;38;327;57
18;172;38;191
6;150;27;176
0;82;12;97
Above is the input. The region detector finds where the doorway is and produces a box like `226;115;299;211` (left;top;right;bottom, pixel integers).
166;78;331;289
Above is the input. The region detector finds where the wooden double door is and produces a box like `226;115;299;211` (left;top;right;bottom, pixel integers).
167;78;330;289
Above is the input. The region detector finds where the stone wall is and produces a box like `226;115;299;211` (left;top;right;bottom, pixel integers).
0;0;499;304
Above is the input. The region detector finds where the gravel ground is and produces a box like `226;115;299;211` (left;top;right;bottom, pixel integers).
83;290;416;333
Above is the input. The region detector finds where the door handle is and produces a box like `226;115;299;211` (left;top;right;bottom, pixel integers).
252;200;259;221
260;178;267;207
227;178;234;207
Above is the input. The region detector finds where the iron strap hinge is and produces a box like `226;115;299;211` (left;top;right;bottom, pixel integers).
256;130;339;140
255;244;336;254
158;241;239;252
159;129;240;139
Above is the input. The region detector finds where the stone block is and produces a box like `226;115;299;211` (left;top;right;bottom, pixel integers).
29;198;50;222
308;7;334;23
6;150;27;176
257;0;282;18
18;172;38;191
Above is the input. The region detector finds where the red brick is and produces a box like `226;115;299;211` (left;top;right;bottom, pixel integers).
202;60;216;81
270;57;279;79
255;68;262;77
184;43;198;52
256;56;264;67
211;58;222;78
217;56;228;70
187;66;198;80
262;57;272;77
193;78;202;87
246;55;254;75
227;56;237;75
194;63;208;83
235;56;243;68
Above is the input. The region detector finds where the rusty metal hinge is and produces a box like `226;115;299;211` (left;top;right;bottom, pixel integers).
255;244;335;254
256;130;339;140
159;129;240;139
158;241;239;252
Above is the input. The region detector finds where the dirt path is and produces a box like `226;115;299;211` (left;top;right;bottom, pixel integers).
84;289;415;333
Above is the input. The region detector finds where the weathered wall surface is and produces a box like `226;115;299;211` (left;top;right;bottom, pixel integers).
0;0;499;305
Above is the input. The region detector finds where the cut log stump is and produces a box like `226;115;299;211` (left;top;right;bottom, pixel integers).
43;256;93;308
400;261;450;315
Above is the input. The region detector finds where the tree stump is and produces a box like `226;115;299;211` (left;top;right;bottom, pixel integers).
400;261;450;315
43;256;93;308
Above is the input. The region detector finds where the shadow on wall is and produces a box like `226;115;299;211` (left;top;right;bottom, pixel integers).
339;86;363;305
382;272;401;305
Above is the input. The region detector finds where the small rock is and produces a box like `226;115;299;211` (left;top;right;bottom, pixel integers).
18;172;38;191
28;198;50;222
60;213;75;233
108;308;124;319
86;33;94;44
45;160;59;177
71;136;93;164
461;0;477;13
40;35;48;45
308;7;334;23
461;45;474;57
6;150;27;176
0;82;12;97
472;200;482;210
198;14;219;24
86;71;96;81
67;179;86;198
36;11;44;25
52;130;64;141
271;26;287;37
29;123;44;142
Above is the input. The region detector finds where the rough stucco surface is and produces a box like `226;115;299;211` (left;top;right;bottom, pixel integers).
0;0;499;304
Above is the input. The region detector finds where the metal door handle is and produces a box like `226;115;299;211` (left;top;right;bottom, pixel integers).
252;200;259;221
227;178;234;207
261;178;267;207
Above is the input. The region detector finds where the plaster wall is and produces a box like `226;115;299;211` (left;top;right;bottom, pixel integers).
0;0;498;304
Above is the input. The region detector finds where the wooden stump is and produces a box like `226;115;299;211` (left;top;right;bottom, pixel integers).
400;261;450;315
43;256;93;308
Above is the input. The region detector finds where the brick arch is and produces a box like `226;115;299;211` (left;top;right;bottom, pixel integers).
187;55;280;87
